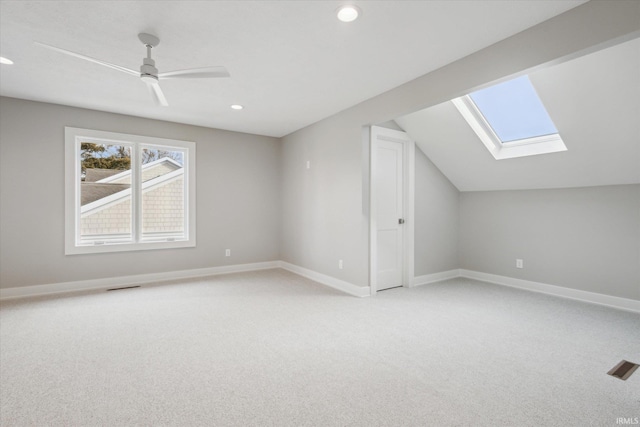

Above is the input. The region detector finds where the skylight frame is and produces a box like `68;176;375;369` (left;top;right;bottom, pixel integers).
452;83;567;160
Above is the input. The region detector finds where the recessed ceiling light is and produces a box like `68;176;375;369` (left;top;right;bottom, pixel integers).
230;104;244;110
0;56;14;65
337;5;361;22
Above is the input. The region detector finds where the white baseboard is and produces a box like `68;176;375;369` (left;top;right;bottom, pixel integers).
0;261;280;300
460;269;640;313
3;263;636;312
411;269;460;287
0;260;369;300
278;261;370;298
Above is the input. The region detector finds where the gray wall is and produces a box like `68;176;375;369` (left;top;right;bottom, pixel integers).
459;185;640;300
414;147;459;276
2;2;638;299
279;115;368;286
0;97;281;288
280;1;637;289
378;120;460;276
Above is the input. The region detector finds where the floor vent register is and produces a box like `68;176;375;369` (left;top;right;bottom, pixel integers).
607;360;639;381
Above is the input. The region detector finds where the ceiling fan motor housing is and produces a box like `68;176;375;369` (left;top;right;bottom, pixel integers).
140;57;158;80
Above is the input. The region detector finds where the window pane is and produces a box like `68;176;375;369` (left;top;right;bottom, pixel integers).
79;142;132;243
469;75;558;143
140;147;186;241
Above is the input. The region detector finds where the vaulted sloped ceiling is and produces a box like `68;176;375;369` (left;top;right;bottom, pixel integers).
395;37;640;192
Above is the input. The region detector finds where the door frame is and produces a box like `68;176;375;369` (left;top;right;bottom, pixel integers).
369;126;415;295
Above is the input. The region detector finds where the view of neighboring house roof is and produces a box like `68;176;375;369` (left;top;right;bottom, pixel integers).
81;183;130;206
81;157;184;210
84;168;122;182
96;157;182;185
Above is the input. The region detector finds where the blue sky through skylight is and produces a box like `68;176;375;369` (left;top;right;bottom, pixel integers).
469;75;558;143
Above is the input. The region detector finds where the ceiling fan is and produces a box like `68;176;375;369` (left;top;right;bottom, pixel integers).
35;33;230;107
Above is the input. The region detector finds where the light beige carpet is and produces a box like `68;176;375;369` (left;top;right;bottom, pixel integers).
1;269;638;426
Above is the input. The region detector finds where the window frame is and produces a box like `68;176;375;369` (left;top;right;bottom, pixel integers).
452;92;567;160
65;127;196;255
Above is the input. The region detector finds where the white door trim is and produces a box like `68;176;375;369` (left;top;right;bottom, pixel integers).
370;126;415;295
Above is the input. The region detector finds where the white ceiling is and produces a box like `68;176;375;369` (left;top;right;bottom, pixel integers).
395;37;640;191
0;1;585;138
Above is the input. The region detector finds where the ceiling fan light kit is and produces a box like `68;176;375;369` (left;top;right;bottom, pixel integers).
35;32;230;107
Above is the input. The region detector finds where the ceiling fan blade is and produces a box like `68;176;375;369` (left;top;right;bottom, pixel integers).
35;42;139;77
145;80;169;107
158;66;230;79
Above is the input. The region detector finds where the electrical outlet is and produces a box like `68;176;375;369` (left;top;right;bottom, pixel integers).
516;259;523;269
306;160;311;169
338;259;343;269
225;249;231;257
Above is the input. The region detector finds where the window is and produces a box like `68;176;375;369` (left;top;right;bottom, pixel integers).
452;75;567;160
65;127;196;254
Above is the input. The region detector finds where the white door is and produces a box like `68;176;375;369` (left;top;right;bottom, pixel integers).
375;139;404;291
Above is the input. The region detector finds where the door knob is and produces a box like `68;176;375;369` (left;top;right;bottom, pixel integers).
398;218;405;224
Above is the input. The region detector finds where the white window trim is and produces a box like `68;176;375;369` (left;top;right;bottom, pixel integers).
452;95;567;160
65;127;196;255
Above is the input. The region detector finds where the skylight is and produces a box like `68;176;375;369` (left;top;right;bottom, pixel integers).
469;76;558;143
452;75;567;160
